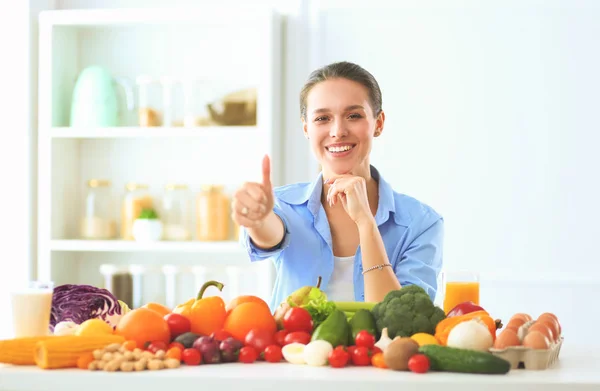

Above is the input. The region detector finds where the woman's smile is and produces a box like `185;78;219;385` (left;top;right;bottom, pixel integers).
326;142;357;157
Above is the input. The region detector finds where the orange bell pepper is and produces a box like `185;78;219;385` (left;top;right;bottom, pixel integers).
435;310;498;345
173;280;226;336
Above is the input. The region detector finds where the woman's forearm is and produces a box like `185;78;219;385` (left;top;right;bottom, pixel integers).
358;218;401;302
247;210;285;249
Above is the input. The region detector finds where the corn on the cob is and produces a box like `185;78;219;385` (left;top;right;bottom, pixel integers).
34;335;125;369
0;336;55;365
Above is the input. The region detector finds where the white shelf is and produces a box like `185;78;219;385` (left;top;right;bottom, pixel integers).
50;240;246;254
39;7;270;27
47;126;261;139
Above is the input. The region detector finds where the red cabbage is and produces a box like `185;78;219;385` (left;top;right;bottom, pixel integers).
49;284;124;332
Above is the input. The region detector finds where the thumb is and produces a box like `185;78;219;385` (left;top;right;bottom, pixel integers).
262;154;272;189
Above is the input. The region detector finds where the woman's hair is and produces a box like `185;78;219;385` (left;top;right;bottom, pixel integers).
300;61;383;121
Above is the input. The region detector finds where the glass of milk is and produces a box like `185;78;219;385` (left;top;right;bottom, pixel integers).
10;281;54;338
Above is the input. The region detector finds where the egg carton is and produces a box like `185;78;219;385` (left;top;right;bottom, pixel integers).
488;321;563;370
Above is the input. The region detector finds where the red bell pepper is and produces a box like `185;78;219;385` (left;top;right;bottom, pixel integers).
446;301;486;318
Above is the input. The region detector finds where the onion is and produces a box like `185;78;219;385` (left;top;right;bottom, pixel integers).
447;318;493;351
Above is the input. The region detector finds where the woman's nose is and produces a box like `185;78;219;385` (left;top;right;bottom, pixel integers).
329;120;347;138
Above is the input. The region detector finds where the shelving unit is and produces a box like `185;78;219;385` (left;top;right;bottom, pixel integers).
36;6;282;307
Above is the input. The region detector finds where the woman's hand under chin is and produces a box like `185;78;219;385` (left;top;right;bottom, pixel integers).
325;175;375;227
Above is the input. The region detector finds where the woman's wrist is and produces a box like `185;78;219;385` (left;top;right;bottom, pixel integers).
356;214;377;232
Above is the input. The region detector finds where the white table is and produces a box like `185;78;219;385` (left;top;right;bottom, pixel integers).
0;344;598;391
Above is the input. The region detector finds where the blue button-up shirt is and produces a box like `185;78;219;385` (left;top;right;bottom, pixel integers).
240;166;444;312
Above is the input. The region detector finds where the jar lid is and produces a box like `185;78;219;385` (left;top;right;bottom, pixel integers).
125;183;149;191
165;184;189;191
87;179;111;188
200;184;224;192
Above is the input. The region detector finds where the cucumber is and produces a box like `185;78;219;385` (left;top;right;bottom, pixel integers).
418;345;511;375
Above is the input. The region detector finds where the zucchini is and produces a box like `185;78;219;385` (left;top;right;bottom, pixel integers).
418;345;511;375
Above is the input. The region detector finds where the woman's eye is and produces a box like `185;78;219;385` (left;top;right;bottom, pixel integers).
314;116;328;122
348;113;362;119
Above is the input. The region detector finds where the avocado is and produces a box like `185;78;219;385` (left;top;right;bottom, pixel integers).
174;332;201;349
310;309;350;347
349;309;378;343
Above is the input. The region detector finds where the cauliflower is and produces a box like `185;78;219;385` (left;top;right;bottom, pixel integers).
371;285;446;339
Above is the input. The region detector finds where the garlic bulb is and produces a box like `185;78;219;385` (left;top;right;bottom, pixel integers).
447;318;493;351
375;328;393;351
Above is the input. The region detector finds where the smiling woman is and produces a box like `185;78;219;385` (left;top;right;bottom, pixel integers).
233;61;444;312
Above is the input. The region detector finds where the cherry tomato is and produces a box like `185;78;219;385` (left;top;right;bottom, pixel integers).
168;342;185;351
346;345;358;357
211;329;233;342
408;354;430;374
263;344;283;363
182;348;202;365
146;341;168;353
164;313;191;339
239;346;259;364
371;352;387;369
283;331;311;346
245;329;276;354
355;331;376;349
274;330;289;346
351;346;371;366
328;348;350;368
282;307;313;333
166;347;182;361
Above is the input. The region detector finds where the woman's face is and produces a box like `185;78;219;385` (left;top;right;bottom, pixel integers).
303;78;385;177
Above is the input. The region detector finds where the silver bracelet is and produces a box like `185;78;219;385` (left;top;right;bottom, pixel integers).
362;263;392;275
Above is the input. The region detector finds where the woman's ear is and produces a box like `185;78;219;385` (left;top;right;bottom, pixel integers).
374;110;386;137
302;117;309;139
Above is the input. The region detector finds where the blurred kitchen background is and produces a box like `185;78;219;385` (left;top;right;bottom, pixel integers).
0;0;598;345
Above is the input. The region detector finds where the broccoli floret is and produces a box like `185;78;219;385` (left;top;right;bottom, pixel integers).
371;284;446;339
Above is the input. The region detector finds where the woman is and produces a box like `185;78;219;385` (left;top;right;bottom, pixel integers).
232;61;444;312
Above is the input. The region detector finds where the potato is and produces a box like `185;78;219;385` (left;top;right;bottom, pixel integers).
384;337;420;371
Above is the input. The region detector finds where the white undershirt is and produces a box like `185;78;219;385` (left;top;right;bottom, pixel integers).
325;255;356;301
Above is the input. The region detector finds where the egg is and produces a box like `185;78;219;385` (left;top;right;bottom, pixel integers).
538;313;561;336
511;313;533;322
536;317;560;341
506;317;527;332
522;330;550;350
493;328;521;349
527;322;554;344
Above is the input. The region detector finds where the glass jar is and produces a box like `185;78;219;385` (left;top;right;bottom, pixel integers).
81;179;116;239
196;185;230;241
121;183;154;240
162;184;191;241
137;75;160;127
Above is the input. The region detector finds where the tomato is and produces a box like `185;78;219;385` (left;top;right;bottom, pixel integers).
370;346;383;355
163;313;191;339
328;348;350;368
245;328;276;354
239;346;259;364
263;344;283;363
355;331;376;349
283;331;311;346
166;347;182;361
168;342;185;351
282;307;313;333
351;346;371;366
408;354;430;374
146;340;168;353
371;352;387;369
182;348;202;365
274;330;289;346
211;329;233;342
346;345;358;357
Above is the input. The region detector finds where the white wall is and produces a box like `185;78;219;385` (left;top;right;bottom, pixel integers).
14;0;597;344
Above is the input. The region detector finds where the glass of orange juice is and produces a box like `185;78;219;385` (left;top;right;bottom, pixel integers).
441;271;480;315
